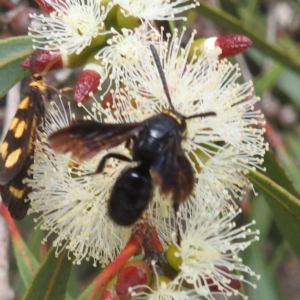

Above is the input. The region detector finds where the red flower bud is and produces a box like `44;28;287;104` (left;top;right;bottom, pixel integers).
20;50;63;72
74;69;101;103
35;0;67;14
215;35;252;59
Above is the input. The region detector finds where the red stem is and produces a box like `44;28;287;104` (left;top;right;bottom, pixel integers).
88;237;142;300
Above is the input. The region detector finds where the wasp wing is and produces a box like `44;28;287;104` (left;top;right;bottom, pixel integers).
48;120;143;161
0;89;44;185
151;140;194;209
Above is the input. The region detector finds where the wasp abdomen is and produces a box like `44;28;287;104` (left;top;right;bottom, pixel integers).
108;163;153;226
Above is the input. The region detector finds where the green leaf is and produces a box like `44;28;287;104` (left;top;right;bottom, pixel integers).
243;194;285;300
28;227;46;261
286;132;300;160
262;151;300;197
244;237;285;300
251;194;273;240
248;152;300;257
277;70;300;110
199;3;300;76
76;282;103;300
0;36;33;97
23;247;73;300
248;47;300;109
11;233;40;288
275;147;300;193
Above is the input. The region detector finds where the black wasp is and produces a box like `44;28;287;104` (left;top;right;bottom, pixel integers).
48;45;216;226
0;74;49;219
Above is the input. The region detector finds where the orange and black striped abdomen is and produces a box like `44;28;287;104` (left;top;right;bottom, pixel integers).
0;74;47;219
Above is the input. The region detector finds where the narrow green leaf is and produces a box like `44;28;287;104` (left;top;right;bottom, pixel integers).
65;293;75;300
199;3;300;76
0;59;28;97
28;227;45;261
248;166;300;257
244;194;285;300
276;148;300;193
244;240;285;300
23;248;73;300
11;235;40;287
286;132;300;160
0;36;33;65
248;48;300;110
66;263;81;299
77;282;103;300
277;70;300;110
262;151;300;197
0;36;33;97
251;194;272;240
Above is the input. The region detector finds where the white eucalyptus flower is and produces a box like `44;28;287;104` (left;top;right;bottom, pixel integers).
172;204;260;300
94;27;161;91
25;29;266;266
25;100;131;266
115;0;199;23
120;29;267;202
29;0;112;55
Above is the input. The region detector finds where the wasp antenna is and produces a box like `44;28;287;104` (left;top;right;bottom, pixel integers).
186;111;216;120
149;45;175;110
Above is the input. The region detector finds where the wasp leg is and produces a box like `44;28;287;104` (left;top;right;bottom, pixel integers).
94;153;132;174
124;136;135;151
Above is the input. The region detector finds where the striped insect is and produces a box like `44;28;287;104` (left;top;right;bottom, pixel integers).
0;74;49;220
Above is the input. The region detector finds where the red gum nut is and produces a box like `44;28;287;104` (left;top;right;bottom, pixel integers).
215;35;253;59
21;50;63;72
35;0;67;14
74;70;101;103
115;260;151;300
